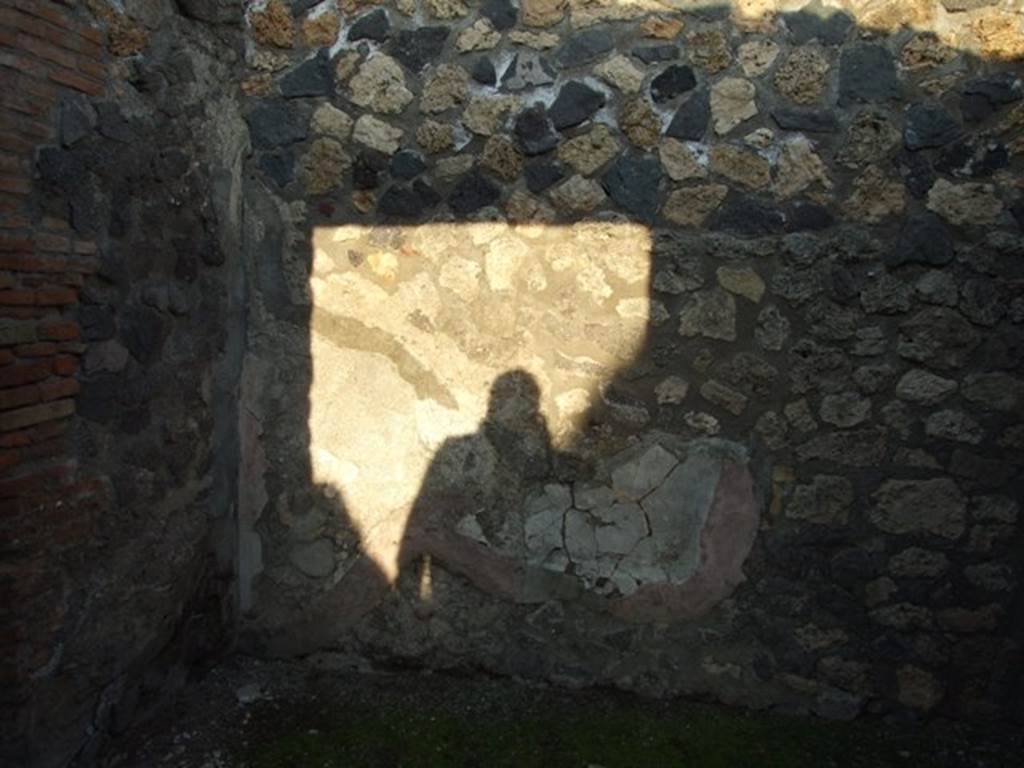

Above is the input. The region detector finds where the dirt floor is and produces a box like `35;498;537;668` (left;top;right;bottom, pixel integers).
94;655;1021;768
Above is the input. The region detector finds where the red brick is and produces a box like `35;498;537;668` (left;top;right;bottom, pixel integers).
52;272;84;289
20;435;67;462
0;155;27;176
0;274;13;289
0;429;31;448
73;240;97;255
17;32;78;70
0;419;69;452
0;236;33;253
52;355;77;376
0;306;45;319
0;90;49;119
0;253;61;272
0;236;33;252
7;0;103;44
16;74;60;105
0;383;39;410
0;448;22;473
0;7;102;60
40;216;69;232
0;363;49;389
0;214;31;229
34;287;76;306
76;55;106;82
0;177;31;196
38;378;78;402
34;233;69;252
0;50;48;80
37;321;78;341
0;134;33;157
30;419;68;444
47;65;103;96
0;398;74;433
0;290;34;306
13;342;57;357
56;341;85;354
0;24;17;48
0;459;76;498
0;349;13;365
0;321;35;345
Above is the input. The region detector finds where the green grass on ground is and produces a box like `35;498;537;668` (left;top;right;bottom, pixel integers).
241;702;922;768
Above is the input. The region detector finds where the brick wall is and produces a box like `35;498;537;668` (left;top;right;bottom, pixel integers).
0;0;109;761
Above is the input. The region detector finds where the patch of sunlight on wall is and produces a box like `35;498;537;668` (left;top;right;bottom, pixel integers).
308;221;652;580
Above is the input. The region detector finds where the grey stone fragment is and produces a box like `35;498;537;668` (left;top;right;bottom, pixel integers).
280;51;332;98
819;392;870;428
525;162;564;192
258;150;295;188
247;102;309;149
524;484;571;555
482;0;517;30
378;185;425;218
632;44;679;63
564;509;597;565
501;52;556;91
963;73;1023;106
593;502;647;555
610;444;678;501
700;380;747;415
558;28;614;67
755;305;791;351
651;65;697;103
289;540;335;578
390;27;449;72
839;44;900;106
959;279;1007;327
895;369;957;405
666;90;710;141
897;308;980;370
349;8;390;42
713;198;785;237
641;454;721;570
870;479;966;539
472;57;497;86
787;475;853;525
888;214;953;267
548;82;606;130
678;288;736;341
796;427;886;467
390;150;426;180
860;274;911;315
60;94;96;147
178;0;240;23
904;103;961;150
925;410;984;444
448;172;500;215
915;271;958;307
602;153;663;222
783;0;852;45
771;107;838;133
514;105;559;155
889;548;948;578
962;373;1024;411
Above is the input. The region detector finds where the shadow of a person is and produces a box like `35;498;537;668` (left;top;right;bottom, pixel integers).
396;369;568;612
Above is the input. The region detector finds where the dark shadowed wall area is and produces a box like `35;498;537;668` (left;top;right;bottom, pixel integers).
2;1;1023;766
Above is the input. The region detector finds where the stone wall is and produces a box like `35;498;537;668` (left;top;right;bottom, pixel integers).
3;1;1024;764
238;0;1024;726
